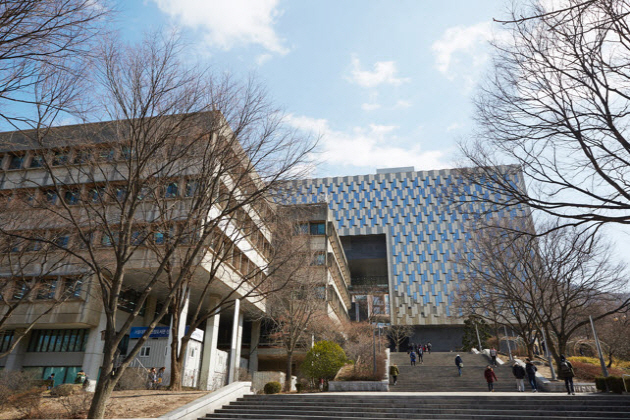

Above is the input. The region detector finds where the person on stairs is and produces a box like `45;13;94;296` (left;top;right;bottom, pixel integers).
455;354;463;376
390;363;399;385
490;347;498;366
417;345;424;364
427;342;432;354
484;365;498;391
559;355;576;395
525;358;538;392
410;350;417;366
512;362;526;392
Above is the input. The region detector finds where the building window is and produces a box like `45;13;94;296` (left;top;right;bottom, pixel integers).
12;281;29;300
29;155;44;168
27;329;88;352
54;235;70;248
294;223;308;235
64;189;80;205
0;330;14;353
312;252;326;266
36;279;57;300
52;151;69;166
185;180;199;197
115;186;127;202
97;148;115;162
165;182;179;198
44;190;58;205
140;346;151;357
88;186;106;203
8;154;24;170
309;222;326;235
63;278;83;299
73;150;92;164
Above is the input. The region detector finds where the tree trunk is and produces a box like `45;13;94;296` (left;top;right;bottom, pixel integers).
607;350;614;368
170;339;189;391
285;351;293;392
395;343;400;352
88;369;117;419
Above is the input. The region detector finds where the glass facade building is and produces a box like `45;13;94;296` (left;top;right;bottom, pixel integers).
285;167;525;330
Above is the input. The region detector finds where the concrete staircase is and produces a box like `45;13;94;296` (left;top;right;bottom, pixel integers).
201;394;630;419
389;351;520;392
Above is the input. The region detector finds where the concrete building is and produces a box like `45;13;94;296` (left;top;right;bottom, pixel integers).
284;166;527;350
0;115;273;389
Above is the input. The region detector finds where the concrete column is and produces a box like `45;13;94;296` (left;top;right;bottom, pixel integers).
82;310;107;380
4;329;28;371
198;296;221;391
143;295;158;325
228;299;242;383
248;320;261;374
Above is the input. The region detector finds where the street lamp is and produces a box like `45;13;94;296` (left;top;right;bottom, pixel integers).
589;315;609;378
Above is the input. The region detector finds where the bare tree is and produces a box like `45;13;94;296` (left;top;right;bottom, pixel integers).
0;31;315;418
386;325;413;352
265;209;336;392
457;219;630;367
461;0;630;234
593;306;630;367
0;0;110;128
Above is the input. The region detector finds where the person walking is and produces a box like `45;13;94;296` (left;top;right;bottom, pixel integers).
410;350;417;366
455;354;463;376
512;362;526;392
47;373;55;390
417;345;424;364
157;367;166;389
490;347;498;366
559;355;576;395
147;367;158;390
484;365;498;392
390;363;400;385
525;358;538;392
427;342;432;354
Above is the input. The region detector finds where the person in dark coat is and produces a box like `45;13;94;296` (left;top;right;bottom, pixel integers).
417;345;424;364
559;355;576;395
484;365;498;391
455;354;463;376
525;358;538;392
512;363;526;392
427;342;432;354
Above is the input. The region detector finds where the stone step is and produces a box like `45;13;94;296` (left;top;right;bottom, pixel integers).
239;395;630;403
203;412;630;420
225;403;630;412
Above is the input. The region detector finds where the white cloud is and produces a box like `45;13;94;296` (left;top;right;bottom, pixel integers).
446;123;461;131
347;55;410;88
394;100;412;109
152;0;289;54
361;102;381;111
431;21;494;87
286;115;448;172
256;53;273;66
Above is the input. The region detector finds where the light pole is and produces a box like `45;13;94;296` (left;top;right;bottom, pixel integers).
372;326;377;376
589;315;609;378
541;327;556;380
503;325;513;361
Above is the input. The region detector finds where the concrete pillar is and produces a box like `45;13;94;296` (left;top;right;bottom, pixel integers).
248;320;261;374
228;299;242;383
198;296;221;391
82;310;107;380
143;295;158;326
4;329;28;371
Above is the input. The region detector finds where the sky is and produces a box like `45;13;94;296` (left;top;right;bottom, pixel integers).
118;0;509;179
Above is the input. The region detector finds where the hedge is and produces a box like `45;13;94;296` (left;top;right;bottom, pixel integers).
595;376;627;394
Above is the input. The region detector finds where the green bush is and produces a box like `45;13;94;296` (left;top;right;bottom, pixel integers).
302;341;347;381
263;381;281;394
295;383;303;393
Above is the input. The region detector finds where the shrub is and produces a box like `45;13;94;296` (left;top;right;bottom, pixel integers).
263;381;281;394
595;376;628;393
51;383;83;397
295;383;303;393
302;341;347;381
595;377;607;391
568;356;600;365
570;361;626;381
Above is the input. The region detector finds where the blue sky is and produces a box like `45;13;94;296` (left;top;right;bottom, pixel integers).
118;0;508;178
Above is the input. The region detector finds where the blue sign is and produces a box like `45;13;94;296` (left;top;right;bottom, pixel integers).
129;326;170;339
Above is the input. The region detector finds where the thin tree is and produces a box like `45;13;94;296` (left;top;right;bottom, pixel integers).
461;0;630;234
386;324;413;352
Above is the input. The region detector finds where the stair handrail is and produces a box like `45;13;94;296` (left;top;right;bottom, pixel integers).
623;374;630;392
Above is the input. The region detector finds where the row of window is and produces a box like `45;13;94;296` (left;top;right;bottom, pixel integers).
0;330;14;353
1;276;83;301
0;145;135;171
27;328;89;352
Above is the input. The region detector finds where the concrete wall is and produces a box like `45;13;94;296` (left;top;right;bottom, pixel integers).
409;325;464;352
